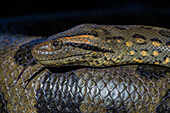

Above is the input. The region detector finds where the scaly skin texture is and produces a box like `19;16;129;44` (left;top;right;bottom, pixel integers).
0;25;169;113
31;24;170;68
0;35;45;113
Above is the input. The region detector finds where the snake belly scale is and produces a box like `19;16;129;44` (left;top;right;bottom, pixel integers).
31;24;170;68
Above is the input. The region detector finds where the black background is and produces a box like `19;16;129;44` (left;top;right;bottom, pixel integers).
0;0;169;18
0;0;169;36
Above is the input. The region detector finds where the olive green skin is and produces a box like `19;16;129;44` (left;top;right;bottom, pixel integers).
32;24;170;68
0;24;170;112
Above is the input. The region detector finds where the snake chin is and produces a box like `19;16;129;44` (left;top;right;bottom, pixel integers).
38;55;92;67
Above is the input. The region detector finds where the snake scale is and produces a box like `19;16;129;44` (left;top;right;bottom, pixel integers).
31;24;170;67
0;23;170;113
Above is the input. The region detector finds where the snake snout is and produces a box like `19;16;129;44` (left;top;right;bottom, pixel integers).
32;41;51;53
31;41;53;61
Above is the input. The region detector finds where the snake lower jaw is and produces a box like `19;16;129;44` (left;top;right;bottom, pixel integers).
39;60;90;67
33;52;96;67
37;55;92;67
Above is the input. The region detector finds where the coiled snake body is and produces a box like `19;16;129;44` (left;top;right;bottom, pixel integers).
0;24;170;113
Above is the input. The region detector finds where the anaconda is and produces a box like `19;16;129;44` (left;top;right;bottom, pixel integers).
0;24;170;113
31;24;170;67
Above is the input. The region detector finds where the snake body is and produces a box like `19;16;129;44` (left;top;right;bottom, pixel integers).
0;24;170;113
32;24;170;68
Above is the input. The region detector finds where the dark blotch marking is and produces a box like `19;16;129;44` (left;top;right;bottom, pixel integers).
163;55;169;61
137;42;147;45
132;34;147;45
82;44;91;50
141;49;148;51
104;57;107;61
166;41;170;46
132;49;138;53
138;57;142;60
150;38;162;43
81;30;98;37
95;60;100;64
92;55;99;58
66;42;79;47
101;29;110;35
159;30;170;37
137;65;169;79
133;34;146;40
67;42;113;53
88;30;99;37
155;48;163;53
81;56;85;59
151;49;162;58
158;60;162;64
105;37;112;40
112;36;125;40
65;42;70;46
151;54;157;58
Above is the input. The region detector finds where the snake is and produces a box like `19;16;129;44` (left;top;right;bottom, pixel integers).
0;23;170;113
31;24;170;67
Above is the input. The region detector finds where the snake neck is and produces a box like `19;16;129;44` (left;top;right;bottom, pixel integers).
88;47;169;67
87;35;169;67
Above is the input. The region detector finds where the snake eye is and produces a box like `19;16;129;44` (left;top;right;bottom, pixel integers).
52;41;62;50
53;41;60;46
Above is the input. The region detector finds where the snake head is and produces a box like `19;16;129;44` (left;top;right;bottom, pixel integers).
31;35;114;67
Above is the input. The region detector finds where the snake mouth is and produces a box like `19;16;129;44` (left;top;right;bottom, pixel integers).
37;53;93;66
37;52;92;61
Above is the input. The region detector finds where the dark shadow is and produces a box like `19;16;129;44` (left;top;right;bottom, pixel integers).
136;64;170;79
156;93;169;113
14;38;47;66
47;66;88;73
0;91;8;113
